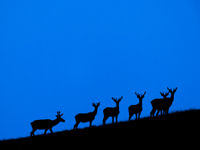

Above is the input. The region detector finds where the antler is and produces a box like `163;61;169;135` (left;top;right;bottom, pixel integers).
135;92;139;97
174;87;178;91
167;87;172;92
57;111;63;117
118;96;123;100
160;91;169;97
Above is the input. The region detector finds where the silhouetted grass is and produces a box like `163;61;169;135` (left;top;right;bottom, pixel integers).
1;109;199;149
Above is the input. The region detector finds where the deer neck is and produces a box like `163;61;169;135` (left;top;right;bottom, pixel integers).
169;93;175;102
52;118;60;126
139;100;142;108
115;104;120;111
93;108;98;116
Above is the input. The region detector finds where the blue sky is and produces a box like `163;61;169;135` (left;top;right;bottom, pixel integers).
0;0;200;139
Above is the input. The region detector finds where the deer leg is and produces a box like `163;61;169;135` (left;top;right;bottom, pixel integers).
89;121;92;127
135;114;137;120
162;110;164;115
50;128;53;134
138;112;141;119
156;110;160;117
116;115;118;123
74;121;79;129
103;116;108;125
31;128;36;136
166;109;169;115
150;108;156;117
44;129;48;135
112;117;114;124
150;110;153;117
129;113;133;121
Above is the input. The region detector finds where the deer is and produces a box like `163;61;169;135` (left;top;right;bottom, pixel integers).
30;111;65;136
103;96;123;125
150;87;178;117
128;91;146;120
74;102;100;129
150;91;170;117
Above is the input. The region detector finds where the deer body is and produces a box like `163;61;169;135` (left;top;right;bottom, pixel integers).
30;111;65;136
128;91;146;120
150;88;177;117
74;103;100;129
103;96;123;125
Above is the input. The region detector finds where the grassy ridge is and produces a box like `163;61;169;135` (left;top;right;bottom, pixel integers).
1;109;199;148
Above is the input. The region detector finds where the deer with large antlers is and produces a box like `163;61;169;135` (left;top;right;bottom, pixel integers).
74;102;100;129
30;111;65;136
128;91;146;120
150;87;178;117
103;96;123;125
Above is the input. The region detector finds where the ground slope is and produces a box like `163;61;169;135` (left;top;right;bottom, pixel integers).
0;109;199;149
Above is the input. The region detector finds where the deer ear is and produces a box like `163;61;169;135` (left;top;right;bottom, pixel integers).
92;103;96;107
160;92;164;96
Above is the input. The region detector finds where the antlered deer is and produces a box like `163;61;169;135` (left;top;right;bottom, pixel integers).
74;102;100;129
150;91;170;116
103;96;123;125
150;87;177;117
128;91;146;120
30;111;65;136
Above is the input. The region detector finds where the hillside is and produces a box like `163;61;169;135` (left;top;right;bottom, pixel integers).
1;109;199;148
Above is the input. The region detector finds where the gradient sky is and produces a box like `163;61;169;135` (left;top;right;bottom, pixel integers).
0;0;200;139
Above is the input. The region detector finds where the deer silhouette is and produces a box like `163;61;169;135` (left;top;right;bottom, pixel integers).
103;96;123;125
128;91;146;120
74;102;100;129
158;91;170;116
150;87;178;117
150;91;169;117
30;111;65;136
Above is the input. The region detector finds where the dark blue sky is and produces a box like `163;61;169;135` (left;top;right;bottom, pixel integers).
1;0;200;139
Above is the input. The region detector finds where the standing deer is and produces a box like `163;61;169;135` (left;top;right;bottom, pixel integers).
103;96;123;125
128;91;146;120
150;87;178;117
158;91;170;116
150;91;169;117
74;102;100;129
30;111;65;136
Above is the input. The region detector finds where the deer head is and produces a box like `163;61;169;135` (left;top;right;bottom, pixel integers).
56;111;65;122
135;91;146;101
112;96;123;107
92;102;100;109
160;91;169;98
167;87;178;95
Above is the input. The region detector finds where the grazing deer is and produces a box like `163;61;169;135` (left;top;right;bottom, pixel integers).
128;91;146;120
74;102;100;129
30;111;65;136
103;96;123;125
150;87;178;117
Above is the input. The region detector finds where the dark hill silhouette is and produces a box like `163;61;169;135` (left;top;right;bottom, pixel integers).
1;109;199;149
